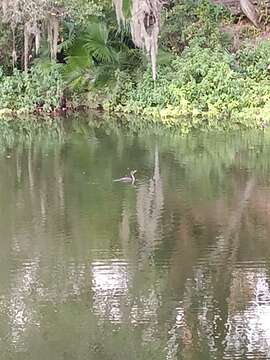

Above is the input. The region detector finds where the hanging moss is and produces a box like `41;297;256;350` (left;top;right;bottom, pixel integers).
1;0;64;70
113;0;163;80
47;14;59;60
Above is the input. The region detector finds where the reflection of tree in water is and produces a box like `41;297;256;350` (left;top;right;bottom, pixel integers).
3;128;270;359
116;152;262;359
167;178;256;359
136;146;164;264
226;269;270;357
163;175;270;359
113;146;165;340
121;160;270;359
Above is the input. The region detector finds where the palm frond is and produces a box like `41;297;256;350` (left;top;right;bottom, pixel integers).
58;21;76;52
116;47;144;69
92;64;118;88
83;23;117;63
63;42;92;86
62;18;145;91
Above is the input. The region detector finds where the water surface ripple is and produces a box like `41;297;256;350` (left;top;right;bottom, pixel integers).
0;124;270;359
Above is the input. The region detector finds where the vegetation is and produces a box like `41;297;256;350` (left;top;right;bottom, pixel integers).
1;0;270;131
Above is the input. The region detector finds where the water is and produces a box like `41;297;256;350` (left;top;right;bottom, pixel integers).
1;116;270;359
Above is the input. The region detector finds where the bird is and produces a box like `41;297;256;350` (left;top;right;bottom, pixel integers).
113;170;137;184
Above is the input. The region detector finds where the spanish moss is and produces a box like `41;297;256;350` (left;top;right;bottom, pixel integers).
113;0;163;79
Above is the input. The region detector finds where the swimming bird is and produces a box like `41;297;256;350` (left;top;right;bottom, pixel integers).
113;170;137;184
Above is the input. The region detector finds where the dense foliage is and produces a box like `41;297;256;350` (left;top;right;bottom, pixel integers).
102;1;270;131
0;62;64;113
1;0;270;131
106;41;270;131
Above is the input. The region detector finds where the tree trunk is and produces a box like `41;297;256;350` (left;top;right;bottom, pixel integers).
11;27;17;69
240;0;260;26
24;23;29;72
48;15;59;60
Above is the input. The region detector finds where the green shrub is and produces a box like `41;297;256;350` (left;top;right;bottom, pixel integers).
236;40;270;80
160;0;232;53
0;62;64;113
106;38;270;132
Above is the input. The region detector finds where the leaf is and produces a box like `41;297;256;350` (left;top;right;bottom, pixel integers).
83;23;116;63
63;42;92;85
92;64;118;88
58;21;76;52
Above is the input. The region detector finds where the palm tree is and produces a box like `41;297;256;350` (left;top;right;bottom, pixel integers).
63;20;143;89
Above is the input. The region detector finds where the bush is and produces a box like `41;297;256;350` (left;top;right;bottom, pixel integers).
236;40;270;81
106;38;270;132
160;0;232;53
0;62;64;113
101;0;270;132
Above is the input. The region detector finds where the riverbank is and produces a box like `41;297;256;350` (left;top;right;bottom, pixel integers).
2;2;270;133
101;25;270;133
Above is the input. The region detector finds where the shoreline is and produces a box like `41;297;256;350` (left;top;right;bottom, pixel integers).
0;101;267;133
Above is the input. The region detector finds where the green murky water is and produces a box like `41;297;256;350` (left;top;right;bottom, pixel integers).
1;116;270;360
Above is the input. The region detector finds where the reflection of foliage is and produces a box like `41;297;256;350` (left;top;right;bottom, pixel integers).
74;115;270;197
2;117;270;359
1;115;270;211
0;116;65;152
